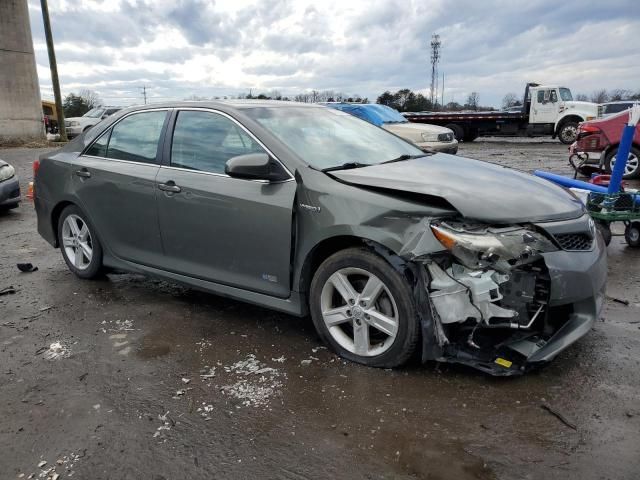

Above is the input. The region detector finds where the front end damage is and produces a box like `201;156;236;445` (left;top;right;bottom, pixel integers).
396;215;607;376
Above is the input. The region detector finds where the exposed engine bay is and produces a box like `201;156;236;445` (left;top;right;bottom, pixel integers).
417;220;562;375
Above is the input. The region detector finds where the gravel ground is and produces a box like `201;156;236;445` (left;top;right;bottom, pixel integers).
1;140;639;480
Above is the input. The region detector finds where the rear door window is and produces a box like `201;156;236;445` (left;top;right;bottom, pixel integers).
106;111;167;164
170;110;265;174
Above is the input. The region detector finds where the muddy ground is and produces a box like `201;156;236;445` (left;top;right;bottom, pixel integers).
1;139;639;480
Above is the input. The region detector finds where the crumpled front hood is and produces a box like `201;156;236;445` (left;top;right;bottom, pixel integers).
330;154;585;223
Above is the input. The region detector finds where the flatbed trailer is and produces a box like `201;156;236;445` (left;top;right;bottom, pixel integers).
403;83;599;144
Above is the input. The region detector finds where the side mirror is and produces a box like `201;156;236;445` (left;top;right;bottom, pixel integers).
225;153;289;182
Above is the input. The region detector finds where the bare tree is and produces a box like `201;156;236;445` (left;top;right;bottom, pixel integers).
502;92;521;109
79;89;102;108
575;93;589;101
466;92;480;111
590;89;609;104
608;89;632;101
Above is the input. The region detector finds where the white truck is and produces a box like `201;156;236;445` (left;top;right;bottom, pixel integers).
404;83;599;144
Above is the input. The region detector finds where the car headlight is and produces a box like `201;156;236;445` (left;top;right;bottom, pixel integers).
0;164;15;182
430;221;558;271
68;121;80;127
421;132;439;142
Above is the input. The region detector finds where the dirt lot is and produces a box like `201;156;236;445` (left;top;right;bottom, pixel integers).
1;139;639;480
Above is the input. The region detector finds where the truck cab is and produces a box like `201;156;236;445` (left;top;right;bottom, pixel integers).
526;84;598;144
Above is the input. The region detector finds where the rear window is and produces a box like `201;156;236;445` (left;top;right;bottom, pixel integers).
106;111;167;164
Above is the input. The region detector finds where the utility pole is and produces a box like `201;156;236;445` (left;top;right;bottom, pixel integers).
40;0;66;141
141;85;147;104
429;34;441;110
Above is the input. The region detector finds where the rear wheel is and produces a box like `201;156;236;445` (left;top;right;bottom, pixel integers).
445;123;464;142
463;129;479;142
604;146;640;180
309;248;420;368
596;222;612;246
57;205;104;279
625;222;640;248
558;121;579;144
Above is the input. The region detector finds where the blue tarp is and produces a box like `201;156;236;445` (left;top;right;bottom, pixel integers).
322;103;407;127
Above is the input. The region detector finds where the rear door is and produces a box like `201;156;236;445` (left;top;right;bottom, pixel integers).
155;108;296;298
72;109;169;267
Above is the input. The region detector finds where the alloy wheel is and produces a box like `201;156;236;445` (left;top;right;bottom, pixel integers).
61;214;93;270
560;125;578;143
610;152;639;177
320;267;399;357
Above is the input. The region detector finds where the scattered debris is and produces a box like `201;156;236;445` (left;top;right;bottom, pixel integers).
220;354;284;408
42;342;70;361
200;367;216;379
154;411;173;438
606;295;629;306
0;286;16;296
37;461;47;468
17;263;38;273
271;356;286;363
300;359;312;366
541;403;577;430
181;377;191;384
311;346;327;353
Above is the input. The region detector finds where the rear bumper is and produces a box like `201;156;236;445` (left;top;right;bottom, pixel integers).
0;176;21;207
35;194;57;246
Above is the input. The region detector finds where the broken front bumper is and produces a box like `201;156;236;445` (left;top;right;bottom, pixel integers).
415;219;607;376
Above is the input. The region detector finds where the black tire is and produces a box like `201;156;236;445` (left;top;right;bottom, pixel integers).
558;121;579;144
309;248;420;368
625;222;640;248
57;205;104;279
596;222;612;246
604;146;640;180
463;129;479;142
445;123;464;142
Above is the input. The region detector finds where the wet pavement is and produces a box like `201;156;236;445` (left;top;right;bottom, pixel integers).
1;140;639;479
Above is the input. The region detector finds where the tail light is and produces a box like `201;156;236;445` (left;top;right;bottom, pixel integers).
29;160;40;201
576;124;604;150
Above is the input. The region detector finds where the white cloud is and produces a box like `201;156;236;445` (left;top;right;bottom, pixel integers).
29;0;640;106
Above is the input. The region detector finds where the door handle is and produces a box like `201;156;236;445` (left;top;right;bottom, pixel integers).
75;168;91;178
158;182;181;193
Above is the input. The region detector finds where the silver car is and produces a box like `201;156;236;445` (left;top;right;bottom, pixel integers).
34;101;606;375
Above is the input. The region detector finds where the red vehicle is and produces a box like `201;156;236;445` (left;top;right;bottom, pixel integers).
570;108;640;179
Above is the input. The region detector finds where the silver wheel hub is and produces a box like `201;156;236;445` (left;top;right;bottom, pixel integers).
62;214;93;270
320;267;399;357
611;153;639;176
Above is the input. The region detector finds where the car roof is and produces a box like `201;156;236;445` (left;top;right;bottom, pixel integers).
113;99;323;117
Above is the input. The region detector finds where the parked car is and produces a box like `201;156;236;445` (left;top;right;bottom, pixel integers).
0;158;20;210
598;101;635;118
34;101;606;375
65;106;122;138
322;103;458;154
570;107;640;179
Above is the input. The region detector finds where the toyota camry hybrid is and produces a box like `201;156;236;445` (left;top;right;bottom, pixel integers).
34;101;607;375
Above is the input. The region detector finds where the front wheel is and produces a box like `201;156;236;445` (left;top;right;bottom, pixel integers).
604;146;640;180
558;121;579;144
309;248;420;368
57;205;104;279
625;222;640;248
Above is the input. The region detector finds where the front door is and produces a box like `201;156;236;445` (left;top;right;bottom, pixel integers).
72;110;169;267
155;109;296;298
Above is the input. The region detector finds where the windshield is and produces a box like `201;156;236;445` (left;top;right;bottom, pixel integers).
245;106;424;170
559;88;573;101
83;107;106;118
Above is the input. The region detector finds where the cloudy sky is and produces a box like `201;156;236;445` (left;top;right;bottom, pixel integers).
28;0;640;107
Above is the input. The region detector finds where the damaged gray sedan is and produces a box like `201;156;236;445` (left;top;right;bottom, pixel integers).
34;101;607;375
